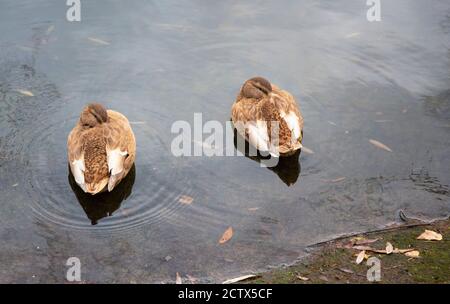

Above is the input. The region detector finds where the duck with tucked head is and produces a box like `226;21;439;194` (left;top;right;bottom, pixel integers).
67;103;136;195
231;77;304;157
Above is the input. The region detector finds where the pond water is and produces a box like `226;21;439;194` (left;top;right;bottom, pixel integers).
0;0;449;283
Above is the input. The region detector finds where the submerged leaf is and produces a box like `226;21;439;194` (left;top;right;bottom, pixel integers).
369;139;393;152
178;195;194;205
417;230;443;241
219;227;233;244
17;89;34;97
87;37;110;45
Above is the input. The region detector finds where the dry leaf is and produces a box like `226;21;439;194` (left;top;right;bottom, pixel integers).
248;207;259;211
175;272;182;284
301;146;314;154
88;37;110;45
404;250;420;258
17;89;34;97
352;245;387;254
356;250;365;264
219;227;233;244
386;242;394;254
369;139;392;152
297;275;309;281
417;230;443;241
393;248;415;254
222;274;256;284
354;238;379;246
178;195;193;205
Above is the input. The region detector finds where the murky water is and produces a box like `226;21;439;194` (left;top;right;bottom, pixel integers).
0;0;449;283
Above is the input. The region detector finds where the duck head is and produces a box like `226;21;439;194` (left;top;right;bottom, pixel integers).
241;77;272;100
80;103;108;128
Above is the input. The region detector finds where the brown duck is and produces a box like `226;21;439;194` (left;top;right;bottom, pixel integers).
67;103;136;195
231;77;304;156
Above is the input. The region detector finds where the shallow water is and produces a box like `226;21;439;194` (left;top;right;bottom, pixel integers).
0;0;449;283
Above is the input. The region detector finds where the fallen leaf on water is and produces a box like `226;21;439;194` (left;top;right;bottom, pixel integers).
219;227;233;244
369;139;392;152
178;195;194;205
404;250;420;258
87;37;110;45
417;229;443;241
386;242;394;254
345;32;361;38
46;25;55;35
175;272;182;284
17;89;34;97
248;207;259;211
222;274;256;284
297;275;309;281
12;183;18;187
356;250;365;264
331;177;346;183
301;146;314;154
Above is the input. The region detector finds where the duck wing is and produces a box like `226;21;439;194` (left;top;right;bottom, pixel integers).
105;110;136;192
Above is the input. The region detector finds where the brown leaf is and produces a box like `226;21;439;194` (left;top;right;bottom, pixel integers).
404;250;420;258
178;195;194;205
175;272;182;284
417;229;443;241
369;139;393;152
386;242;394;254
219;227;233;244
356;250;365;264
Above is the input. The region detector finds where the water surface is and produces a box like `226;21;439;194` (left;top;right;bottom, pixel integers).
0;0;449;283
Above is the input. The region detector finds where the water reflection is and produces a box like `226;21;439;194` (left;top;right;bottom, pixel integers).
68;165;136;225
233;129;301;186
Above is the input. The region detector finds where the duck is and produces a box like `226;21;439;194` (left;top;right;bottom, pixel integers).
231;77;304;157
67;103;136;195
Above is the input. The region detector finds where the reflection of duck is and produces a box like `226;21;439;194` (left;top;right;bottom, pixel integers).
233;129;301;186
68;164;136;225
231;77;304;157
67;103;136;195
